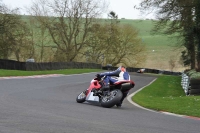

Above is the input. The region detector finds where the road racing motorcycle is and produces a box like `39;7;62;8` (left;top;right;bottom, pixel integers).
76;74;135;108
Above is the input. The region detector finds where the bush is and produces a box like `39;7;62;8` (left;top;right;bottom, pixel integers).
185;69;200;79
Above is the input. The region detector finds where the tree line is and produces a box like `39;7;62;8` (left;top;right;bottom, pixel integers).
0;0;146;67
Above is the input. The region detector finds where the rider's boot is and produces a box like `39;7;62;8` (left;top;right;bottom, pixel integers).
116;92;128;107
91;88;98;96
95;85;109;94
116;102;122;107
99;85;110;91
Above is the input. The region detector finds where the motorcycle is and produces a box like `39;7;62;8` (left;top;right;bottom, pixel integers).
76;75;135;108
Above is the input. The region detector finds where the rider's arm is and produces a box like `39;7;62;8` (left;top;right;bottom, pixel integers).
99;66;122;77
100;70;120;77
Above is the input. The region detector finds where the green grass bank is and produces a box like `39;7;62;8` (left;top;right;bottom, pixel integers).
132;75;200;117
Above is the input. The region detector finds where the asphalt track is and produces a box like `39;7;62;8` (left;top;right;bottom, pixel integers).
0;72;199;133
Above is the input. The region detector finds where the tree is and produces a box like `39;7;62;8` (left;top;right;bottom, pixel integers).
138;0;197;69
12;20;34;61
109;24;146;67
85;23;108;64
105;11;146;67
27;16;53;62
87;13;146;67
194;0;200;71
0;3;31;60
0;4;18;58
29;0;107;62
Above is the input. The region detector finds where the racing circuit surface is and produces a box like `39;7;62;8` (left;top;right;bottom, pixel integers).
0;73;199;133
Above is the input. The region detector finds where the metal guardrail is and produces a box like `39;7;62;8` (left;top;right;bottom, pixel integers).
181;73;190;95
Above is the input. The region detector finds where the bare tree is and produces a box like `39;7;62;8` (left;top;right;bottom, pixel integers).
103;11;146;67
107;24;146;67
118;24;146;67
27;16;54;62
29;0;107;62
85;23;108;64
87;21;146;67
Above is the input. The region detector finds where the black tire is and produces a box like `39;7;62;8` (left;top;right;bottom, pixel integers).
190;79;200;85
76;91;86;103
101;89;123;108
189;89;200;95
190;84;200;89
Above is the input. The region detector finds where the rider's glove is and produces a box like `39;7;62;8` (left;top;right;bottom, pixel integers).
96;74;101;80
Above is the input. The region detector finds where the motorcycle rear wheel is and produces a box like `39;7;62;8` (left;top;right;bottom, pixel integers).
76;91;86;103
101;89;123;108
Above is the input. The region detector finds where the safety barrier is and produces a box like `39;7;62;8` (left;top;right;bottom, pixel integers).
0;59;101;71
181;73;190;95
189;78;200;95
181;72;200;95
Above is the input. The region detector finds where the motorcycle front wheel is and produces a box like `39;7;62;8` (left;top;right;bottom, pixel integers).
101;89;123;108
76;91;86;103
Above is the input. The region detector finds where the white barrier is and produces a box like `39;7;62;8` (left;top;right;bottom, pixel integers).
181;73;190;95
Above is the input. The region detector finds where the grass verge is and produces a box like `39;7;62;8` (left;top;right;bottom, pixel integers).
0;69;102;77
132;75;200;117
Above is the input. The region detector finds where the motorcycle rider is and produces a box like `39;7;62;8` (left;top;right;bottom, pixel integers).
95;66;131;107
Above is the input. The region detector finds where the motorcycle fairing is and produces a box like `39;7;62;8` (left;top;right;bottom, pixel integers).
86;91;99;102
85;79;101;102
